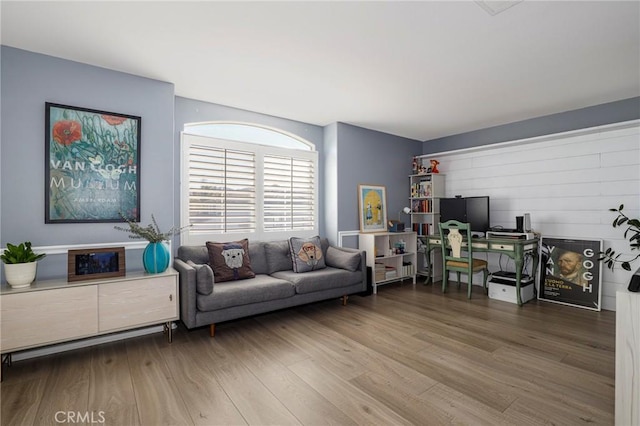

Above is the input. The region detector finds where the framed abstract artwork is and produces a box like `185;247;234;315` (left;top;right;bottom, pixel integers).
45;103;141;223
358;184;388;232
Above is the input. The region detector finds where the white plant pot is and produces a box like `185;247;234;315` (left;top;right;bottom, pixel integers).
4;261;38;288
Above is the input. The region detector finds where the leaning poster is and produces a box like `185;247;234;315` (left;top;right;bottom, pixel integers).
539;237;603;311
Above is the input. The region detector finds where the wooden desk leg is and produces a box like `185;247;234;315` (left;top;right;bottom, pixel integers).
532;250;540;295
424;248;433;285
515;258;523;306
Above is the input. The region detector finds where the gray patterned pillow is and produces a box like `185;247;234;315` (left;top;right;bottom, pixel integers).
289;236;326;273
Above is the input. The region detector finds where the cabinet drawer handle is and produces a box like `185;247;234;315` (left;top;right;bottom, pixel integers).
169;294;173;301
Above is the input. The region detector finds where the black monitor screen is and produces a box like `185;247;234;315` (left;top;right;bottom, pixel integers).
439;198;466;224
439;196;490;234
465;196;490;233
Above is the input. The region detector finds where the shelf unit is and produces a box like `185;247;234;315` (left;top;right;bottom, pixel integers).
359;231;417;294
409;172;445;235
409;171;445;279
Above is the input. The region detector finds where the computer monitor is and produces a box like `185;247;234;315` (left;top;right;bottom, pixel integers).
439;196;490;235
439;197;466;224
465;196;490;234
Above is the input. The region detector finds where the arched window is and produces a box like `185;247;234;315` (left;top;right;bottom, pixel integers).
184;122;314;150
181;122;318;244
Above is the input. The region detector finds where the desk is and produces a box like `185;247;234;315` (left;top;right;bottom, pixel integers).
420;235;540;306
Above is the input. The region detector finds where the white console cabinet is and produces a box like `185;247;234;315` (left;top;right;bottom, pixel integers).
0;269;179;356
616;290;640;426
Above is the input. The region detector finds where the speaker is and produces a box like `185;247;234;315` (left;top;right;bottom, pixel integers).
524;213;531;232
516;216;524;232
629;267;640;292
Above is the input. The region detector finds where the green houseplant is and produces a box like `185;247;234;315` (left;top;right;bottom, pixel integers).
600;204;640;271
115;214;189;274
1;241;46;288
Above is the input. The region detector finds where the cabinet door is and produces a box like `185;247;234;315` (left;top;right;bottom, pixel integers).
1;286;98;352
98;275;178;332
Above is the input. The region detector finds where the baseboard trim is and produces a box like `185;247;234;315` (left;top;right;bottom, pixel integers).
9;323;177;361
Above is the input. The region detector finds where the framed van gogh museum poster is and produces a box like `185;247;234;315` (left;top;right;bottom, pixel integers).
539;237;603;311
45;103;141;223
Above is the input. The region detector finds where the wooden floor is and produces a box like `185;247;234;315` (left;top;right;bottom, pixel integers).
1;280;616;426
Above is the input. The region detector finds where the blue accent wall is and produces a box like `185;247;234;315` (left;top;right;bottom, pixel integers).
333;123;422;241
423;97;640;153
323;123;339;243
1;46;175;278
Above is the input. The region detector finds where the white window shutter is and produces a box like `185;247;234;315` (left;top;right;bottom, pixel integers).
187;144;256;234
181;130;317;243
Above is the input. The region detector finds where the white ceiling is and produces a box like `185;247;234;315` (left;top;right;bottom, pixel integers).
1;1;639;141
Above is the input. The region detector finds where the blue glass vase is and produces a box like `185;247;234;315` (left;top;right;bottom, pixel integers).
143;242;170;274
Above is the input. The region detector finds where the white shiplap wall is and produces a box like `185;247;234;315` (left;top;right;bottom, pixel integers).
424;120;640;311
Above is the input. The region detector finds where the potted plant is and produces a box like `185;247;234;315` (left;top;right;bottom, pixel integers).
600;204;640;272
1;241;46;288
115;214;189;274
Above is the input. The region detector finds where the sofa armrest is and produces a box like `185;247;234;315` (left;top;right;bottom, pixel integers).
328;245;367;292
173;258;198;329
328;245;365;268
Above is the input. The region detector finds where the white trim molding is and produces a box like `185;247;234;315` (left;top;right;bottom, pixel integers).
2;241;150;256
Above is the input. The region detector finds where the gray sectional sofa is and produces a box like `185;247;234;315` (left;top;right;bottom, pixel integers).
174;238;366;336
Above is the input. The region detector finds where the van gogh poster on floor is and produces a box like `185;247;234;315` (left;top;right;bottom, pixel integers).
539;237;602;311
45;103;141;223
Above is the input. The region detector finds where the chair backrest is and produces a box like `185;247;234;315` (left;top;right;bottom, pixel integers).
438;220;473;263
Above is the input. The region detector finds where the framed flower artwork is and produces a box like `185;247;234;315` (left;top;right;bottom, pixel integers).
45;103;141;223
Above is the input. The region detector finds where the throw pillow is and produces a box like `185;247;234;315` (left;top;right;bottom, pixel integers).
206;239;255;283
186;260;214;295
264;240;294;274
325;246;361;272
289;236;326;273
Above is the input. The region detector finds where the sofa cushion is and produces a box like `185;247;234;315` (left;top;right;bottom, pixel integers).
325;246;361;272
206;239;255;283
248;241;268;275
177;245;209;264
289;236;326;273
196;275;295;311
265;240;293;274
320;238;330;256
272;267;362;295
187;260;214;295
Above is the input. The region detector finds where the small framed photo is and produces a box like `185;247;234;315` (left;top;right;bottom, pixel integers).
68;247;126;282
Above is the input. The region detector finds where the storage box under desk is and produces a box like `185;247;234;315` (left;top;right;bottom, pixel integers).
488;280;535;304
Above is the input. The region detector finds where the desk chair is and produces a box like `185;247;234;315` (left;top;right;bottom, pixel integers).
438;220;489;298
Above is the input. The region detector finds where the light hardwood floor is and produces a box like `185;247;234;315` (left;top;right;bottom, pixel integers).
1;280;616;425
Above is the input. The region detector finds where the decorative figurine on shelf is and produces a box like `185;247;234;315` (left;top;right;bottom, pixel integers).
430;159;440;173
412;156;418;174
